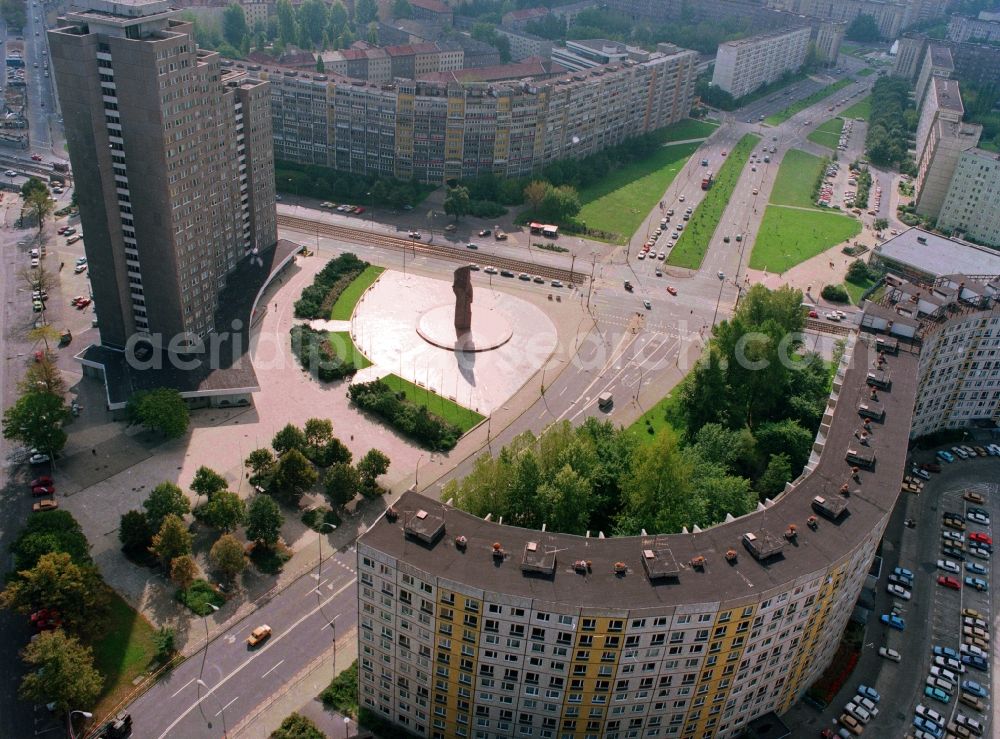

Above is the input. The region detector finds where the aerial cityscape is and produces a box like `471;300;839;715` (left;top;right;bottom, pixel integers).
0;0;998;738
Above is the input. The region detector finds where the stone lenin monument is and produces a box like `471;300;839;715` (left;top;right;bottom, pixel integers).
453;266;473;335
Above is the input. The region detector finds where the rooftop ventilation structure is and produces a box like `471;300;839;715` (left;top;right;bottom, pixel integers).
640;537;680;582
846;446;876;469
812;495;849;522
521;541;557;576
866;367;891;390
742;531;784;563
403;509;446;546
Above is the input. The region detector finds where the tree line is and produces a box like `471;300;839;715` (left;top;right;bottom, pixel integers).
449;285;834;536
864;77;917;172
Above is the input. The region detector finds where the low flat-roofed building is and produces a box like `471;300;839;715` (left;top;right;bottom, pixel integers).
870;228;1000;283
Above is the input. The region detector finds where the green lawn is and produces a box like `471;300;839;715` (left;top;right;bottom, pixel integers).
91;589;159;722
857;67;875;76
769;149;827;208
666;133;760;269
843;276;876;305
330;265;384;320
806;118;844;149
840;96;872;121
577;142;700;244
626;387;684;442
764;79;852;126
656;118;720;142
749;206;861;273
330;331;371;369
381;373;484;432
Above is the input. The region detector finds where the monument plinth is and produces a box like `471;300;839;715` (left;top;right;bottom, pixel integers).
415;266;513;352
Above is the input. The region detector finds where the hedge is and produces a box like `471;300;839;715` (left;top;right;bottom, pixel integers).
290;325;358;382
293;253;368;319
348;379;463;451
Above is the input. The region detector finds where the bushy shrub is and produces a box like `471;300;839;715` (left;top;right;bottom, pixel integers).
348;379;462;450
821;284;850;303
293;253;368;319
290;326;357;381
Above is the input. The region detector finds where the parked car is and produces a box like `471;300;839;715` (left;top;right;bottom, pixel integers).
29;452;50;465
935;655;965;673
844;701;873;723
881;613;905;630
962;653;988;671
925;676;953;694
924;686;950;704
964;577;988;592
913;717;943;738
920;462;942;472
942;530;965;543
969;532;992;546
967;546;991;560
968;511;990;525
879;646;901;662
937;450;955;463
938;576;961;590
937;559;960;574
942;546;966;561
963;490;985;504
838;714;863;735
961;680;987;698
887;583;911;599
965;562;988;575
954;713;984;737
32;499;58;512
930;666;958;684
952;446;970;459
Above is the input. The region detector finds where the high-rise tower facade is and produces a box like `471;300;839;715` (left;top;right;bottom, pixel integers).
49;0;276;351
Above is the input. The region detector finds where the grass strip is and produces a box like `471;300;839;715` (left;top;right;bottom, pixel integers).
90;590;158;722
764;79;852;126
769;149;828;209
330;265;384;320
841;96;872;120
330;331;371;369
806;118;844;149
666;133;759;269
379;374;484;433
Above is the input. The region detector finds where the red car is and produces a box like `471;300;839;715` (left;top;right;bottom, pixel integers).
938;575;961;590
354;206;365;214
58;226;69;235
667;286;677;296
31;153;42;162
30;476;54;488
75;298;92;309
970;533;993;545
32;485;56;497
808;310;819;318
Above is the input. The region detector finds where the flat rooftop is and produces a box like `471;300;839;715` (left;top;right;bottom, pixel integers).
933;77;964;113
719;26;808;50
874;228;1000;279
361;338;918;610
929;44;954;70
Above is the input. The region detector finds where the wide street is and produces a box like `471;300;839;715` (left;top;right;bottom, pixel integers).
0;45;921;738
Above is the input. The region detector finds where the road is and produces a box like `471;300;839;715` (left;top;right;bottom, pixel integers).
127;545;358;739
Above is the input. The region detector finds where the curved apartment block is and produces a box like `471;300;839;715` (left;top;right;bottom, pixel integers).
357;331;920;739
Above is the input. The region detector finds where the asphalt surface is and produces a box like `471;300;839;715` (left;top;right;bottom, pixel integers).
127;545;358;739
0;49;892;737
784;451;998;737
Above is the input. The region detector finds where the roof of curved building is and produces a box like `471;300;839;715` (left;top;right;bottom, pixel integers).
360;335;918;610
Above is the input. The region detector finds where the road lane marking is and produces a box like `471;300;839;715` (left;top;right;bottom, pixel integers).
321;614;341;632
261;660;284;678
155;578;356;739
170;678;197;698
216;696;239;716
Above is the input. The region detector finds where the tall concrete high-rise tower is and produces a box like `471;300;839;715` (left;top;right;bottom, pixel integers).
49;0;276;352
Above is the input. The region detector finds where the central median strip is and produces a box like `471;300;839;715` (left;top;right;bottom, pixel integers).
764;78;852;126
666;133;760;270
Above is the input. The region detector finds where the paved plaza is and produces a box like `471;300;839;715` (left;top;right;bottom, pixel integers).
351;271;558;415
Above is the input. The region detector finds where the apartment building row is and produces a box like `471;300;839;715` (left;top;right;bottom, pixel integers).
764;0;950;39
237;42;698;184
710;26;811;99
947;12;1000;44
356;328;917;739
314;42;465;84
894;31;1000;88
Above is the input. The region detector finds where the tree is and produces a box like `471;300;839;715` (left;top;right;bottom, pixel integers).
246;447;277;485
846;14;881;42
355;0;378;24
619;427;700;534
298;0;329;46
357;449;390;493
27;322;63;353
846;259;872;283
246;495;283;547
821;284;849;303
276;0;297;44
11;510;91;571
150;514;193;568
191;465;228;500
210;533;247;580
18;355;65;397
304;418;333;448
443;185;471;221
272;423;307;456
271;713;326;739
118;510;153;552
193;491;247;532
127;387;190;439
391;0;412;19
26;189;54;233
315;56;325;73
20;176;48;200
2;390;70;456
324;462;361;506
311;437;352;468
0;552;107;633
757;452;793;497
523;180;548;210
873;217;889;232
222;3;248;48
19;630;103;713
143;481;191;531
271;449;318;505
170;554;199;590
153;626;177;663
755;420;813;477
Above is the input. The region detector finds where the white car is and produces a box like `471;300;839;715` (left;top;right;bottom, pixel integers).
960;643;987;659
954;713;984;736
4;169;17;177
29;452;50;465
952;446;970;459
916;703;945;726
855;695;878;714
887;583;911;600
967;511;989;525
937;559;960;574
912;467;931;480
879;646;901;662
926;675;954;694
934;655;965;673
942;531;965;543
844;701;872;723
931;666;959;684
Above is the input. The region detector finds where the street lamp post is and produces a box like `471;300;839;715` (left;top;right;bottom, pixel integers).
316;521;337;585
198;602;220;684
196;679;229;738
68;710;93;739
